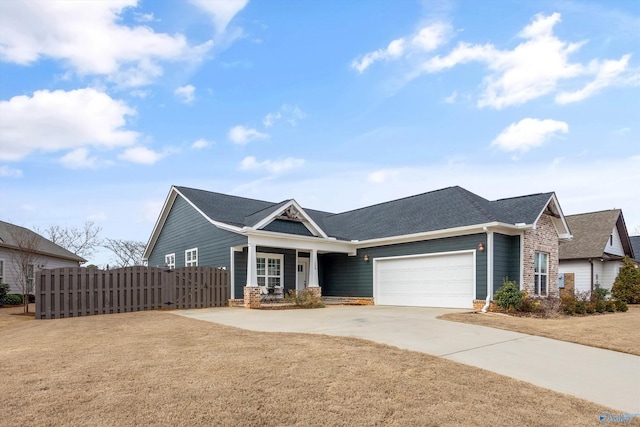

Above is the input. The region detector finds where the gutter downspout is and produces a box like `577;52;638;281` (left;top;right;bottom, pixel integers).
482;227;492;313
589;258;594;293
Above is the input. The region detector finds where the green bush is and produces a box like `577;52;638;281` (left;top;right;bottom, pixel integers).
285;289;325;308
614;299;628;312
604;300;616;313
0;282;10;306
4;294;22;305
611;257;640;304
561;294;576;315
592;284;610;303
594;300;606;313
493;279;524;311
574;300;587;315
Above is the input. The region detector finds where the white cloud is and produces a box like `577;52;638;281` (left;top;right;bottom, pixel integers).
0;88;139;162
189;0;248;34
351;22;451;73
240;156;305;174
59;148;99;169
263;112;282;128
129;89;150;98
352;38;406;73
423;13;636;109
492;118;569;153
0;1;212;87
118;146;164;164
174;84;196;104
133;12;156;23
191;138;212;149
0;165;23;178
368;169;400;184
228;125;269;144
263;104;306;127
556;55;631;104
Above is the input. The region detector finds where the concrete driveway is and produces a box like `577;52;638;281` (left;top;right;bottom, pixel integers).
173;305;640;414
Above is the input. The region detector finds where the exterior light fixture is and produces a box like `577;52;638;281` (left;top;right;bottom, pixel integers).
364;254;370;262
478;243;485;252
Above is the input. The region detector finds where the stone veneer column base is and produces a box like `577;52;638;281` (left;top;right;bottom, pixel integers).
306;287;322;298
244;286;261;309
472;300;500;312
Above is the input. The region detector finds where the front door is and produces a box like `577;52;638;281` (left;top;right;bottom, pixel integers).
297;258;309;291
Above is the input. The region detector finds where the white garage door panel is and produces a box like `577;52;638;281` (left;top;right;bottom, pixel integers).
375;252;474;308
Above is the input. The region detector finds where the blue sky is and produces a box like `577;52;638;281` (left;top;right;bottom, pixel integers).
1;0;639;265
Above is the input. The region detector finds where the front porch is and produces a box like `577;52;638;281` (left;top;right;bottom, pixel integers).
230;232;355;309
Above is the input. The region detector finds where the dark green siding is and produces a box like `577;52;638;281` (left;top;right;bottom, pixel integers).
148;196;247;269
493;233;520;294
262;220;313;236
321;233;488;299
233;247;297;298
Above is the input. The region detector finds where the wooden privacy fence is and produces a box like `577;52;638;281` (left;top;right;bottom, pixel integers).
35;266;230;319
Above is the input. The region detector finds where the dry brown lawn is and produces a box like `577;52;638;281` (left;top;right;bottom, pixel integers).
439;305;640;356
0;307;630;427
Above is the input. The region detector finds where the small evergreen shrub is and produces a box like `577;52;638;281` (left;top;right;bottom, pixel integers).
5;294;22;305
604;300;616;312
493;279;524;311
0;282;10;306
574;300;587;314
594;300;606;313
611;257;640;304
592;284;610;302
614;299;628;312
561;294;576;315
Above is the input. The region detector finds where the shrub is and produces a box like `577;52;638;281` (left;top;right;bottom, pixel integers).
0;282;9;306
534;296;561;318
592;284;610;303
4;294;22;305
611;257;640;304
285;289;325;308
561;294;576;315
604;300;616;313
493;279;524;311
614;299;628;312
594;300;606;313
574;300;587;315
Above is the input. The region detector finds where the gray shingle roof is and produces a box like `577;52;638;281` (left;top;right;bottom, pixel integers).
175;185;554;241
559;210;624;260
0;221;86;263
631;236;640;262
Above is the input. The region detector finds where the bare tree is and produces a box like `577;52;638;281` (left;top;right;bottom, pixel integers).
103;239;146;267
8;227;44;313
36;221;102;260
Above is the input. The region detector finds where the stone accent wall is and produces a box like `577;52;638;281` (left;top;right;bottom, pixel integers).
243;286;261;309
473;300;500;312
522;213;559;297
306;287;322;298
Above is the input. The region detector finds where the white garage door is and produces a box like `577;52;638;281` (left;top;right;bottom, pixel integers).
374;251;475;308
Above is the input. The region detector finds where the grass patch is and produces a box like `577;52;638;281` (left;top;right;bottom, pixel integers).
0;309;625;426
439;305;640;356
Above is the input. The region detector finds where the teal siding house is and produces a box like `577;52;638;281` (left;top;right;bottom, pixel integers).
144;186;571;309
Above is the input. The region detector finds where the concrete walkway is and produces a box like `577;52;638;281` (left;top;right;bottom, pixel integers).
173;305;640;414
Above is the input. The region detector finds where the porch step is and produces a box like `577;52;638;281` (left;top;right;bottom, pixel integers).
322;297;374;306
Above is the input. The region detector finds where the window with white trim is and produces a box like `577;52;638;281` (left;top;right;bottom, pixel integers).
256;253;283;288
534;252;548;296
27;264;35;293
185;248;198;267
165;253;175;269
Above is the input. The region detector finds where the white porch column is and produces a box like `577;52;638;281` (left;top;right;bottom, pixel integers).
246;243;258;287
308;248;319;287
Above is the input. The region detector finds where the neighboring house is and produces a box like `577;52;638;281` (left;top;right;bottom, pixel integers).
0;221;86;295
559;210;635;294
144;185;571;309
631;236;640;264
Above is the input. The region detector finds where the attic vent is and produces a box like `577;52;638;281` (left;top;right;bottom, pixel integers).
278;205;303;222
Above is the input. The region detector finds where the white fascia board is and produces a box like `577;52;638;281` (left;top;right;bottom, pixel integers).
252;199;329;239
143;187;178;260
533;193;571;238
173;187;244;234
354;222;513;249
245;230;354;254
